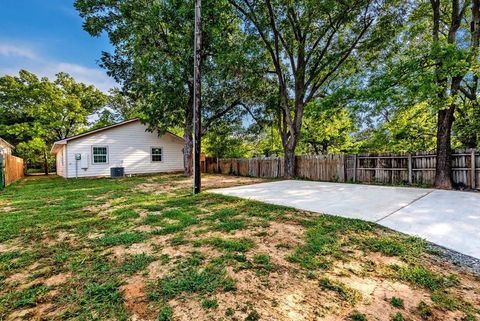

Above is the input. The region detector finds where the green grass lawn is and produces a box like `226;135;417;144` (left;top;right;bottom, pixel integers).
0;174;478;321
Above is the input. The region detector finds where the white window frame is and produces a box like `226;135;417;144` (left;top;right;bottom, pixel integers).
92;146;109;165
151;147;163;163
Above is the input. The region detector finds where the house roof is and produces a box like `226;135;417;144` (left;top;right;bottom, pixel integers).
0;137;14;149
51;118;184;153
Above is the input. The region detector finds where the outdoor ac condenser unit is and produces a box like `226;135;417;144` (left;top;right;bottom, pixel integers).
110;167;125;178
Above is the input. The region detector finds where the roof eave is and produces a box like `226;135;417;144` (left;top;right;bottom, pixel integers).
50;118;185;148
53;118;140;144
51;141;67;154
0;138;14;149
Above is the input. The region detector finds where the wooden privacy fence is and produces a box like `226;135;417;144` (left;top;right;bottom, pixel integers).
202;149;480;190
0;154;25;187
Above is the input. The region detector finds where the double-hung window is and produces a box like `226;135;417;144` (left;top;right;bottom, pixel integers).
151;147;163;162
92;146;108;164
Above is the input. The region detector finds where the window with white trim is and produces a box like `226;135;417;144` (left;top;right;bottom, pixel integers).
92;146;108;164
151;147;163;162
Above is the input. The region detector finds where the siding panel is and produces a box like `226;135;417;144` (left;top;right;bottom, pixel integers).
0;140;12;155
64;122;184;178
55;145;66;177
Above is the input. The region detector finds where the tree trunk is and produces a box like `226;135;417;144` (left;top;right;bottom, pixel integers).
284;139;297;179
434;107;455;189
43;150;49;176
472;0;480;147
430;0;464;189
475;104;480;147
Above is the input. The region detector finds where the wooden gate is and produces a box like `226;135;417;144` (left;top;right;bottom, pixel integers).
1;154;24;187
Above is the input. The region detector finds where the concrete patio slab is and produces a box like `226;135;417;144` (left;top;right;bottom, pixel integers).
210;180;480;259
211;180;432;221
381;190;480;259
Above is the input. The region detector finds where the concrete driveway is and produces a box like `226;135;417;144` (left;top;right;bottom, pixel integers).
210;180;480;259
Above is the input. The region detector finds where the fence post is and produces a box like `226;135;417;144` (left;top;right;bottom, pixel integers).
472;149;476;190
353;154;357;183
408;153;413;185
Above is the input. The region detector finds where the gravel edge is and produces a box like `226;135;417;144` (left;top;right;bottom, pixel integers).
427;243;480;276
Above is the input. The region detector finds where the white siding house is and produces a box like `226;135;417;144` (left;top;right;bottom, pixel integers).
0;138;14;155
51;119;184;178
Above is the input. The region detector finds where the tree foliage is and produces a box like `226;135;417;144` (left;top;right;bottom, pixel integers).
352;0;480;188
0;70;106;173
75;0;270;174
91;88;141;129
229;0;408;176
0;0;474;188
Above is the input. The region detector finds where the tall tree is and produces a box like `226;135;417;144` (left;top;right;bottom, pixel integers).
0;70;106;174
229;0;406;177
91;88;141;129
429;0;479;188
352;0;480;188
48;72;108;141
75;0;267;176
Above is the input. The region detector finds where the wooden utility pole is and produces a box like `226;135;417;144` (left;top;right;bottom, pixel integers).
193;0;202;194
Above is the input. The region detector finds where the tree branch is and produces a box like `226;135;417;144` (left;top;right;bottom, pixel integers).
306;17;373;104
202;101;241;135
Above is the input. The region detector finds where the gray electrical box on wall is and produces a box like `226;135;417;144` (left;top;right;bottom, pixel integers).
74;153;82;179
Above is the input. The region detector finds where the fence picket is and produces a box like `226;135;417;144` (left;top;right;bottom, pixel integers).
203;150;480;190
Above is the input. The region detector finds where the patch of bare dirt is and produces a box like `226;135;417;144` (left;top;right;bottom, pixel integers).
133;225;157;233
105;234;200;261
86;232;104;240
169;298;207;321
6;271;30;286
147;260;169;279
5;262;40;287
128;242;157;256
42;230;80;247
162;218;480;321
7;307;36;320
43;273;71;287
6;292;63;321
137;209;150;219
135;183;169;194
106;243;155;259
135;174;267;194
201;175;267;190
251;220;305;268
170;265;335;321
0;199;14;213
366;252;406;268
121;275;154;321
0;241;20;253
83;199;114;214
160;244;195;258
0;206;15;213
